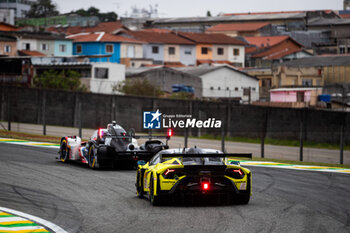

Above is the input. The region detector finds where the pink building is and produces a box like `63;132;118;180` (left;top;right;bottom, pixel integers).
270;88;322;106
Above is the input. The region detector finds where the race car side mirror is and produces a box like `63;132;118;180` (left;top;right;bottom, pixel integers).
137;160;146;166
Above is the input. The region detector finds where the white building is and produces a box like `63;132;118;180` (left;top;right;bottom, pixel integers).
177;65;259;101
0;0;34;18
32;59;125;95
0;9;14;25
90;62;125;94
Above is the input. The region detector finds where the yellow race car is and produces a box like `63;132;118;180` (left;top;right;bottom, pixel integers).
135;147;252;205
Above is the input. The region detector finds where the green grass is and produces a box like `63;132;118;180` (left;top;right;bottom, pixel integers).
247;157;350;169
198;134;350;151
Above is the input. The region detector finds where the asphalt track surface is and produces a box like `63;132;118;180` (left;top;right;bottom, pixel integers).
0;143;349;233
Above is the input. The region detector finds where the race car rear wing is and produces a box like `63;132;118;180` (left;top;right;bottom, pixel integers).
160;153;252;159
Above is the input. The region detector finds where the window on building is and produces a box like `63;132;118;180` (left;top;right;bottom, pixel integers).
127;45;135;58
4;45;11;53
233;48;240;56
210;86;214;90
302;79;312;86
235;87;238;91
217;47;224;55
340;47;346;54
23;43;30;50
347;47;350;54
41;43;48;51
252;87;256;91
168;47;175;55
185;50;191;55
76;45;82;53
218;87;221;90
152;46;159;54
59;44;66;53
226;87;229;91
95;68;109;79
106;44;113;53
201;47;208;55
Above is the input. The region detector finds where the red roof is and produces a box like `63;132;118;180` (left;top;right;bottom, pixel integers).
0;22;18;31
207;23;270;32
244;36;304;60
142;28;172;33
245;36;290;48
177;32;247;45
254;47;302;60
164;62;186;67
18;50;46;57
341;14;350;19
68;32;143;43
125;31;194;45
47;21;128;35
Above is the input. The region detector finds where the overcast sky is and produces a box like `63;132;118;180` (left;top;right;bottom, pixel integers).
55;0;344;18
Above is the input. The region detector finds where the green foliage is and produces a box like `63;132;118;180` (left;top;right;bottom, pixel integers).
26;0;59;18
168;92;195;100
113;79;163;97
206;11;212;17
33;70;87;92
70;7;118;22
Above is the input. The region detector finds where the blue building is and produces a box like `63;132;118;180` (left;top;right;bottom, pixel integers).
70;32;142;63
54;39;73;57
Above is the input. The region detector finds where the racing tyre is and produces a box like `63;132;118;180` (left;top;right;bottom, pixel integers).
136;171;144;198
149;174;161;206
59;139;69;163
88;144;99;169
235;195;250;205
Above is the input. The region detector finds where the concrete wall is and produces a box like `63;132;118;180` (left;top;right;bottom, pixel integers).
179;45;196;66
0;41;17;56
1;86;349;144
17;38;37;51
36;40;55;56
143;43;164;64
120;43;143;58
163;44;180;62
228;45;245;67
54;40;73;57
196;44;212;60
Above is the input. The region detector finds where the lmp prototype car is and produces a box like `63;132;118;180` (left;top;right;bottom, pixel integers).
58;121;171;169
135;147;252;205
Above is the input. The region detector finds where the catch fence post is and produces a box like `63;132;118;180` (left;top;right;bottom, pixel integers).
42;91;46;135
7;94;11;131
79;102;82;138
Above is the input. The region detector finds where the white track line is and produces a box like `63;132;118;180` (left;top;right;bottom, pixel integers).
0;207;67;233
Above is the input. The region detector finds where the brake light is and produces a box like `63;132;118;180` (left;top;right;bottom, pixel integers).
225;168;244;179
202;182;210;190
233;169;243;176
98;128;104;138
167;128;173;137
164;169;175;176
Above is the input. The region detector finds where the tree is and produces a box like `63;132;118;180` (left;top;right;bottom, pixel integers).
206;11;212;17
33;70;87;92
26;0;59;18
113;79;163;97
70;7;118;22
